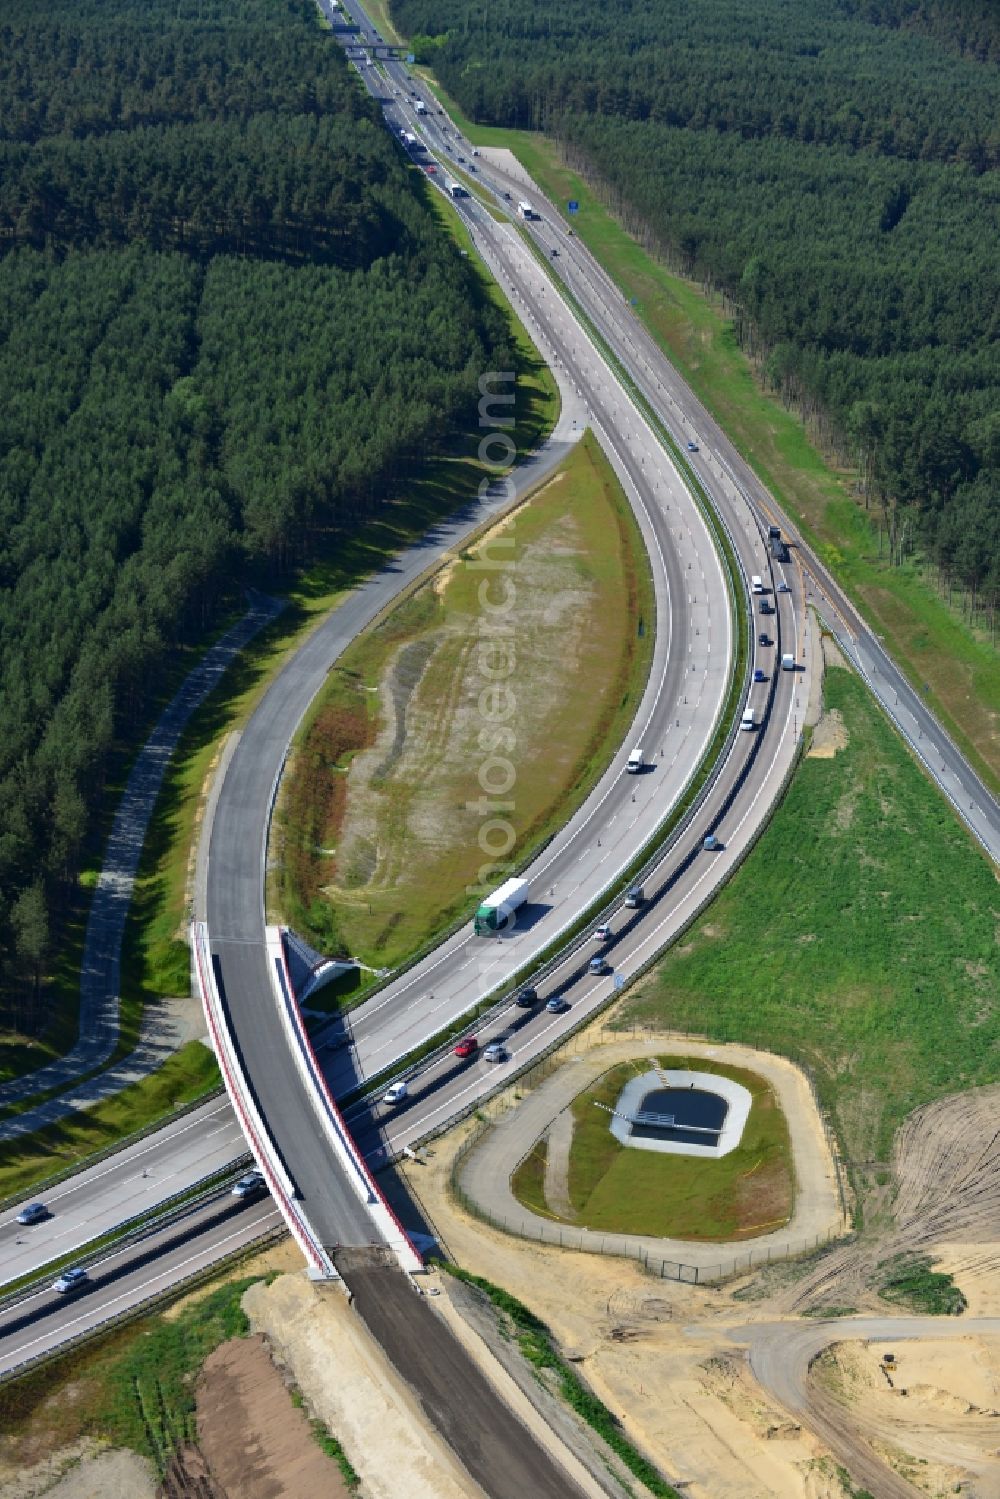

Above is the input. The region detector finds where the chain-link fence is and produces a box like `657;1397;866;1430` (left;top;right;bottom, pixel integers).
443;1022;849;1285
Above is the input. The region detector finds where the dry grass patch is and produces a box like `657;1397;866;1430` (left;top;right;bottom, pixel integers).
280;430;654;971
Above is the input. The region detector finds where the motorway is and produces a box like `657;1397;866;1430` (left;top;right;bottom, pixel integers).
407;112;1000;862
2;18;999;1493
1;0;801;1360
205;27;746;1254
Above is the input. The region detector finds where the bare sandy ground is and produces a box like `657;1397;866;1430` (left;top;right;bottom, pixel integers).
812;1337;1000;1497
242;1272;484;1499
404;1118;845;1499
194;1334;350;1499
0;1446;156;1499
399;1056;1000;1499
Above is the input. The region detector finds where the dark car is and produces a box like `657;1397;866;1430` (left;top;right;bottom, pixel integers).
753;667;767;683
759;632;772;647
686;440;699;452
514;986;538;1008
624;884;644;908
453;1036;478;1059
16;1202;48;1226
589;954;610;976
545;996;567;1014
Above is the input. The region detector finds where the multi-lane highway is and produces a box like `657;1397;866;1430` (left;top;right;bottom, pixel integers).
205;17;756;1259
4;4;998;1454
0;10;802;1381
399;90;1000;860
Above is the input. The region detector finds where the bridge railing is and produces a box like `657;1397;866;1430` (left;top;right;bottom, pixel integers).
270;928;423;1274
191;921;335;1278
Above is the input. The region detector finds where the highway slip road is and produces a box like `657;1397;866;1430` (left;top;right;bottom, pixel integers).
206;107;736;1253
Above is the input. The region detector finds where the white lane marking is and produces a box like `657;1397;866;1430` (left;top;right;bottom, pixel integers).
2;1205;282;1365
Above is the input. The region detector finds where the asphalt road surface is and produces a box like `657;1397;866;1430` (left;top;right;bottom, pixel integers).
0;1094;248;1287
0;1190;280;1378
205;77;741;1249
5;5;998;1457
341;1249;592;1499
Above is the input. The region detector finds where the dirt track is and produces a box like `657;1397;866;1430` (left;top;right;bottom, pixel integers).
762;1083;1000;1317
396;1064;1000;1499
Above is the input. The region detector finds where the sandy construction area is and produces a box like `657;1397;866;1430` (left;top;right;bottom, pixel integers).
812;1336;1000;1497
397;1053;1000;1499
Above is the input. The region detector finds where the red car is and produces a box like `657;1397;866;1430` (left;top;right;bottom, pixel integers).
424;164;437;174
453;1036;478;1058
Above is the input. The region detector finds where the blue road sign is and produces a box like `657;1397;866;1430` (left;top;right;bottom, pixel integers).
406;52;415;62
630;297;638;306
568;199;580;214
613;972;625;991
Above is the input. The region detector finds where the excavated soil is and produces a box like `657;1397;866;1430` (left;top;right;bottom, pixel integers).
758;1083;1000;1316
396;1053;1000;1499
191;1334;350;1499
811;1338;1000;1497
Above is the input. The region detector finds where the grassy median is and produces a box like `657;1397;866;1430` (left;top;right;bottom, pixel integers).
278;429;655;974
407;64;1000;792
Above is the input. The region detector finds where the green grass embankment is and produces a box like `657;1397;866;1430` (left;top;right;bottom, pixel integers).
621;665;1000;1174
0;210;558;1161
404;65;1000;791
0;1042;220;1202
0;1275;260;1477
439;1263;682;1498
511;1058;792;1241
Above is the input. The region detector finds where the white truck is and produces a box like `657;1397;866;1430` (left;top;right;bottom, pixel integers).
781;652;796;671
517;200;537;220
751;574;764;594
474;877;530;935
446;179;467;198
414;99;428;114
626;746;644;773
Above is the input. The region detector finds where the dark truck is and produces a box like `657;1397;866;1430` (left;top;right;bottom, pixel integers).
768;524;790;563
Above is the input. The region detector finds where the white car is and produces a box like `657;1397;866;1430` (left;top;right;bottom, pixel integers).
382;1081;408;1106
593;924;612;943
52;1267;89;1294
231;1169;267;1200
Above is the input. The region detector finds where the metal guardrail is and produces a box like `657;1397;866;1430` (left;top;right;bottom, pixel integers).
0;1084;227;1221
192;921;333;1276
0;1167;250;1319
269;933;423;1271
379;722;808;1174
0;1223;286;1387
350;561;753;1114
